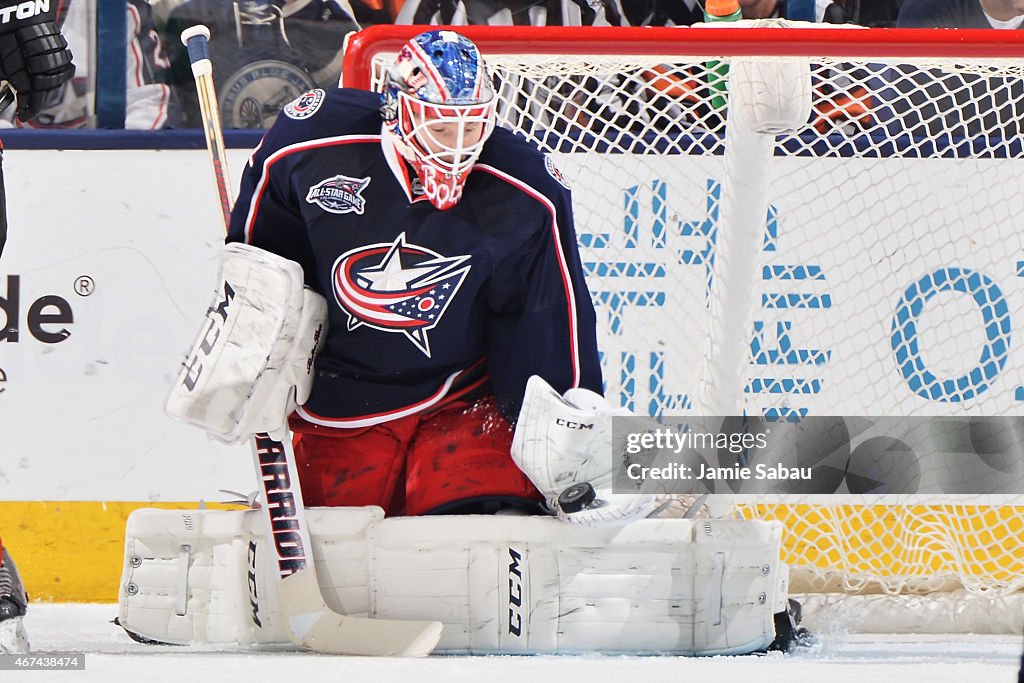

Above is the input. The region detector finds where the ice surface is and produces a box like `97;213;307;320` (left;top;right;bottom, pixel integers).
12;604;1023;682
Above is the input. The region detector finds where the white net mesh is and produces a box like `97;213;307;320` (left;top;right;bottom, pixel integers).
355;25;1024;625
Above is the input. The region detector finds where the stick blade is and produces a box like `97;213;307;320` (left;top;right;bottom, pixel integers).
277;570;443;656
299;610;443;657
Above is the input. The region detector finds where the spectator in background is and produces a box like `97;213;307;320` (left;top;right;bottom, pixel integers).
893;0;1024;137
391;0;784;27
898;0;1024;27
163;1;376;129
808;1;904;135
5;0;175;129
627;0;786;20
390;0;898;29
819;0;903;25
738;0;782;17
394;0;631;25
619;0;703;26
623;0;901;25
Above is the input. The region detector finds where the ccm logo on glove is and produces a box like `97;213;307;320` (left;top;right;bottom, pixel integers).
555;418;594;430
182;281;235;391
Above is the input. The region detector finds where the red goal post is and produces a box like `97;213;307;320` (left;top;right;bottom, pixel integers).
341;24;1024;634
343;25;1024;81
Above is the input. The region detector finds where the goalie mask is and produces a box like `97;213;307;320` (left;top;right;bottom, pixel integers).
381;30;497;211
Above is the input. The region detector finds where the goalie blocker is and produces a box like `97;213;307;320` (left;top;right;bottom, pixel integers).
165;242;326;442
118;506;793;655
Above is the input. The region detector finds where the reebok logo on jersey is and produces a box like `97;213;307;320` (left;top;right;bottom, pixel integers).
332;233;471;357
306;174;371;215
283;89;325;120
0;1;50;24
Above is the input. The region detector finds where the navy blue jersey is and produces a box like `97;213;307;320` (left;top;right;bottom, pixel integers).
227;87;603;427
897;0;1010;27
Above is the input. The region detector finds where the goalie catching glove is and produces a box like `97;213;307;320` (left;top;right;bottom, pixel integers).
511;375;659;526
165;243;327;443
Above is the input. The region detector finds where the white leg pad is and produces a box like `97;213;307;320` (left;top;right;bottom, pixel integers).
119;509;787;655
118;506;380;646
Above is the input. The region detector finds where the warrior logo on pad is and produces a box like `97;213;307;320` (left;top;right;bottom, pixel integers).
306;175;371;215
333;233;471;357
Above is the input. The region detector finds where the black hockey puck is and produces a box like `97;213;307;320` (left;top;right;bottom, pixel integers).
558;482;596;514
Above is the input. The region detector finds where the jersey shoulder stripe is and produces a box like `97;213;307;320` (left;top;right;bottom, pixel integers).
242;133;381;243
477;128;573;209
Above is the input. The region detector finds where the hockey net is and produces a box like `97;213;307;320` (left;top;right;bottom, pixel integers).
342;23;1024;632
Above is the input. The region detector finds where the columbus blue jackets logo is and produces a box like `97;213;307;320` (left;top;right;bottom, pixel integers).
333;233;471;357
545;155;571;190
306;175;371;215
283;89;325;120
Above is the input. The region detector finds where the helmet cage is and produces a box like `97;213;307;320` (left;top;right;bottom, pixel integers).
396;91;496;182
380;30;497;209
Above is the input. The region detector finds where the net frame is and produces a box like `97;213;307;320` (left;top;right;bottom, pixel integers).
342;25;1024;632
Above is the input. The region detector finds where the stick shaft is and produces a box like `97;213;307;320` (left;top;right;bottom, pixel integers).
195;71;233;230
182;25;233;229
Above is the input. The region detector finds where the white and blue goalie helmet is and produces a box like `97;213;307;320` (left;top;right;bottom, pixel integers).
381;30;497;210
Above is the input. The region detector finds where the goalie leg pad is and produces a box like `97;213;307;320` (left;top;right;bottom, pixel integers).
117;506;382;647
119;508;787;655
165;243;327;443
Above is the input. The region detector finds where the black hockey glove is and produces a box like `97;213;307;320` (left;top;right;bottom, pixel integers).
0;4;74;122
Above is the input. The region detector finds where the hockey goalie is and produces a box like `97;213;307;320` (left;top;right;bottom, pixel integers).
119;29;808;656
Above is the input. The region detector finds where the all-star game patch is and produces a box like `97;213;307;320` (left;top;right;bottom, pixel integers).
220;60;317;129
306;174;372;215
545;155;571;190
284;89;326;120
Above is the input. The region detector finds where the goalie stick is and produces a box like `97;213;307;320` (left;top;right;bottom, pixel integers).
0;85;14;117
179;25;443;657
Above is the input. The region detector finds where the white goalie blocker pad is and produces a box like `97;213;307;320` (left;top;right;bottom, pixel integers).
512;375;659;526
118;507;789;655
165;243;327;443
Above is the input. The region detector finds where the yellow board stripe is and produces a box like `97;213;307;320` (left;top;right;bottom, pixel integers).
8;501;1023;602
738;503;1024;591
0;501;243;603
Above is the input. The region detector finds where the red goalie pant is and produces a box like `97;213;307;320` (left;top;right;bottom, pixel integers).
289;397;542;516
